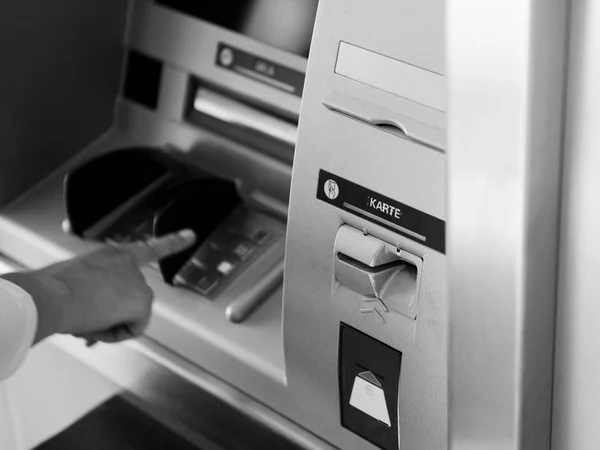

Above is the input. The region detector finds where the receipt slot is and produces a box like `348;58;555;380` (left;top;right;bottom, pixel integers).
339;323;402;450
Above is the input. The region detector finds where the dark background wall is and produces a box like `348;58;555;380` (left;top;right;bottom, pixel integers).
0;0;129;206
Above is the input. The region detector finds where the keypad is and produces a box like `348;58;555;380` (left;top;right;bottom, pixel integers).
229;222;271;246
96;198;280;299
171;207;277;299
196;275;218;294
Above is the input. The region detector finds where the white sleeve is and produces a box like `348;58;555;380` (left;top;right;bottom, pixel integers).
0;278;38;381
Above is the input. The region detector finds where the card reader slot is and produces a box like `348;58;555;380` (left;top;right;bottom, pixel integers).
337;252;407;274
334;225;422;320
322;89;445;151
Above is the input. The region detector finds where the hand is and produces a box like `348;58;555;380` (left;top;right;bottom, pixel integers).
1;229;196;344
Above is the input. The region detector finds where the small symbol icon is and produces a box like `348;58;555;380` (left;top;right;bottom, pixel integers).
358;371;382;387
219;48;234;67
360;299;387;323
324;179;339;200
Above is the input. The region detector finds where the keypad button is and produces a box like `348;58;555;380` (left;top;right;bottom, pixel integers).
229;223;271;246
250;229;270;245
173;273;188;287
196;276;218;294
190;257;208;270
207;233;230;252
175;264;207;286
233;242;254;260
216;260;236;277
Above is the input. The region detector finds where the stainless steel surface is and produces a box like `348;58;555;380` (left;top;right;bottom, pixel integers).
226;259;285;324
193;88;298;148
283;0;447;448
246;190;289;222
552;2;600;448
0;186;334;450
128;1;305;121
447;0;570;448
0;130;289;380
46;334;337;450
0;123;338;446
335;42;446;112
2;245;334;449
0;0;128;206
321;89;446;151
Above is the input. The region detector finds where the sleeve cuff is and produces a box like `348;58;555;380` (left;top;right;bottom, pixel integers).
0;278;38;380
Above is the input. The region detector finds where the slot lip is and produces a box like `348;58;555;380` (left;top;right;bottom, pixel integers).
321;89;446;151
336;252;408;274
190;86;298;148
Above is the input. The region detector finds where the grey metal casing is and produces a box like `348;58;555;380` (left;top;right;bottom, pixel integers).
446;0;569;448
553;1;600;448
284;1;447;449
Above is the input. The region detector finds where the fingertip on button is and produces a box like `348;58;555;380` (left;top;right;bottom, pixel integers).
178;229;196;241
62;218;72;234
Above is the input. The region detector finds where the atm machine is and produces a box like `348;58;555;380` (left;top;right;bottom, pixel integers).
0;0;578;449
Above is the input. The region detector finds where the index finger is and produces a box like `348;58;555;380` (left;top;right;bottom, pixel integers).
123;229;196;265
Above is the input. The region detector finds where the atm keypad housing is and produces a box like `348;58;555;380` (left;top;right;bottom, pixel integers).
172;207;278;297
65;147;285;308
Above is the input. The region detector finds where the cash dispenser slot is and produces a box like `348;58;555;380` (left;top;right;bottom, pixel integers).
187;83;298;162
63;147;284;323
322;89;445;151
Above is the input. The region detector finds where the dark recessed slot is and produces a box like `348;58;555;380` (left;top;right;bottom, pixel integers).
339;323;402;450
185;78;297;164
123;49;163;110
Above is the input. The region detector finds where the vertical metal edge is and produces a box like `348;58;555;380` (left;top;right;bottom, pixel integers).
551;1;600;449
117;0;137;94
447;0;570;448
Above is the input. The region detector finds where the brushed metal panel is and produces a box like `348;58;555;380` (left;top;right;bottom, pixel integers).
0;131;288;384
1;252;334;449
335;42;446;111
447;0;569;448
128;1;303;121
283;0;447;448
552;1;600;449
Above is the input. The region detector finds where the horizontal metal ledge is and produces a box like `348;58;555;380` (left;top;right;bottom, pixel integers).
48;334;336;450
